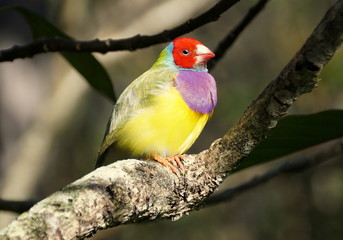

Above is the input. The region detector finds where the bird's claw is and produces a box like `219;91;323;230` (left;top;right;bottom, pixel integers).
153;155;185;174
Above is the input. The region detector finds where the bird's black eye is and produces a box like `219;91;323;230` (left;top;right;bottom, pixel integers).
181;49;190;55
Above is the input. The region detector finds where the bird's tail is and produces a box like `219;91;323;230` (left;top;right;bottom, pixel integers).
94;148;109;169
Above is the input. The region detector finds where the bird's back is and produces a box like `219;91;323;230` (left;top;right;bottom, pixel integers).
97;67;175;164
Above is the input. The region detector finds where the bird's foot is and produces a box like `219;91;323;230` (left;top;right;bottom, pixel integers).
153;155;185;174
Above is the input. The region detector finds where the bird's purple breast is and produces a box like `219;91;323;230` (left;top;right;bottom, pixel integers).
175;71;217;114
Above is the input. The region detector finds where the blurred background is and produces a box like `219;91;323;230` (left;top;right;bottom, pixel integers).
0;0;342;239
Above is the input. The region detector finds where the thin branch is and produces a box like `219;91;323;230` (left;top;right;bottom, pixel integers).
0;0;343;239
208;0;270;71
0;0;239;62
206;138;343;206
0;199;38;214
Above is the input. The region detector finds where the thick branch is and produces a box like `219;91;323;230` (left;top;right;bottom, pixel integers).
0;0;343;239
0;0;239;62
209;0;343;172
1;136;341;214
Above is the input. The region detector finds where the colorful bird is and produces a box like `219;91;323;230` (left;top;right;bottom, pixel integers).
96;37;217;173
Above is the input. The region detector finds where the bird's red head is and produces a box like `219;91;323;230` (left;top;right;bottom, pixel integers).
172;38;215;69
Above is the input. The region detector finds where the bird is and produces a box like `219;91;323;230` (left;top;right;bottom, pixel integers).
95;37;217;173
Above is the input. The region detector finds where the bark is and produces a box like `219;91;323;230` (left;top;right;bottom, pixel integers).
0;0;343;239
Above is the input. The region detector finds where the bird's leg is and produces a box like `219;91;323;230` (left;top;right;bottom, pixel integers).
153;155;185;174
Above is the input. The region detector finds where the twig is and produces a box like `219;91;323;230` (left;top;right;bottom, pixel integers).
208;0;270;71
206;138;343;206
0;0;240;62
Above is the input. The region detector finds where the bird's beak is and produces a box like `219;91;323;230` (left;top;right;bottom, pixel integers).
196;44;215;62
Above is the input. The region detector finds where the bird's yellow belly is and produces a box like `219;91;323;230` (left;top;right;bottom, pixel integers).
116;87;211;157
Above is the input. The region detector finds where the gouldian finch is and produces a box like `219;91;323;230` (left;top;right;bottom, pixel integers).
96;37;217;173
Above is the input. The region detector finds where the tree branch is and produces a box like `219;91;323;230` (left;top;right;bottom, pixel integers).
0;0;343;239
0;0;239;62
0;199;38;214
1;136;341;215
208;0;270;71
205;137;343;206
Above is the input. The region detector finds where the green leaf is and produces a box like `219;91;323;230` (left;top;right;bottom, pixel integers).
3;6;115;101
236;110;343;171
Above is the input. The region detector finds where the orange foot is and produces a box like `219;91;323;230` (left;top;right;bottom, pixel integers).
153;155;185;174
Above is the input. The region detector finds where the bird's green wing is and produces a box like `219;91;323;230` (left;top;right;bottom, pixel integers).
96;67;176;166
